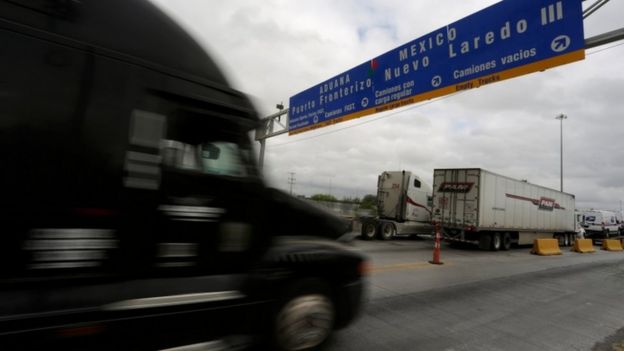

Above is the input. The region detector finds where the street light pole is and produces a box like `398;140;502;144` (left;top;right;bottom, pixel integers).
555;113;567;192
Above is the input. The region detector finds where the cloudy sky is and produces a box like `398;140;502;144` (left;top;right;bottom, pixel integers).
150;0;624;211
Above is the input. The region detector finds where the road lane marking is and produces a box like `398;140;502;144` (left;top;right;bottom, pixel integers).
371;261;451;273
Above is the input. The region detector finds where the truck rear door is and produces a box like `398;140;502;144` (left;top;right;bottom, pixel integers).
432;169;480;229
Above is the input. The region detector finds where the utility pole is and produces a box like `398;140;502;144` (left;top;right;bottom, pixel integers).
288;172;296;195
555;113;567;192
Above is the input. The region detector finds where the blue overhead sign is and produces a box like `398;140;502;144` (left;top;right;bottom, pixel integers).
288;0;585;135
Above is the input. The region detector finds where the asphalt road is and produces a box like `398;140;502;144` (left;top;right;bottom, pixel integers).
326;238;624;351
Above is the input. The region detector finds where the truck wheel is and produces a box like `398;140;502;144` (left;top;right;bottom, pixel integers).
361;222;377;240
490;232;501;251
501;233;511;251
564;234;571;247
274;279;335;351
379;222;396;240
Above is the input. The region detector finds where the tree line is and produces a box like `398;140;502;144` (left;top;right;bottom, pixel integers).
309;194;377;210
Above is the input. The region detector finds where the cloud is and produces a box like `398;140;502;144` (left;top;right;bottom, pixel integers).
150;0;624;210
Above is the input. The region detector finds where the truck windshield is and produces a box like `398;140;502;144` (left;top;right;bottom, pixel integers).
200;142;248;177
162;140;251;178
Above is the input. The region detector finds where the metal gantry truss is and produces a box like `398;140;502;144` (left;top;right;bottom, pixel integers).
255;0;624;168
583;0;610;19
582;0;624;49
254;106;289;170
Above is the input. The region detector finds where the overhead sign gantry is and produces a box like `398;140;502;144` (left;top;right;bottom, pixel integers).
287;0;585;135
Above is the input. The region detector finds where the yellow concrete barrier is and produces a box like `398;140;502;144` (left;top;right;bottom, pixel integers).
601;239;624;252
570;239;596;253
571;239;595;253
531;239;562;256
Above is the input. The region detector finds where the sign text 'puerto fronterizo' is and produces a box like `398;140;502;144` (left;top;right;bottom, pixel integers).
288;0;584;135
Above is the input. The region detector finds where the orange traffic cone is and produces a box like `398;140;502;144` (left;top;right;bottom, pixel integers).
429;222;444;265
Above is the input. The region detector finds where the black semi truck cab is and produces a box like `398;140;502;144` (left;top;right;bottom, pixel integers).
0;1;367;350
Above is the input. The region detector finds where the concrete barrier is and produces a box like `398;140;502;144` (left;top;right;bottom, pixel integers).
601;239;624;252
571;239;595;253
531;239;562;256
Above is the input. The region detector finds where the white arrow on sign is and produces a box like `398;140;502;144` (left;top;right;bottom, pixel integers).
551;35;570;52
431;75;442;88
361;97;369;108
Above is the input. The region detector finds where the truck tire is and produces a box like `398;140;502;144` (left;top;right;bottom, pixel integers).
379;222;396;240
273;278;335;351
501;233;512;250
361;221;377;240
490;232;502;251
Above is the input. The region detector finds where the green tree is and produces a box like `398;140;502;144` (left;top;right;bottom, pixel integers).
359;194;377;209
310;194;338;202
342;196;361;204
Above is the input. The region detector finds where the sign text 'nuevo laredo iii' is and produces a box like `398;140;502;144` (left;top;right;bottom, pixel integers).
288;0;585;135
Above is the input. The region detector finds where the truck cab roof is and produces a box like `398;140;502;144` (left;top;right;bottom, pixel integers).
0;0;258;126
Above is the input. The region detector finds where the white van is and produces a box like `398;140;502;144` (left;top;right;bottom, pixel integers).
581;210;620;237
616;212;624;235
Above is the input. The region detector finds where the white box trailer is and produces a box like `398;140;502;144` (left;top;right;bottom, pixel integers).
432;168;577;250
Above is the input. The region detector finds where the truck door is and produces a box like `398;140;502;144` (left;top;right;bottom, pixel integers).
155;109;268;276
405;175;432;222
83;45;272;278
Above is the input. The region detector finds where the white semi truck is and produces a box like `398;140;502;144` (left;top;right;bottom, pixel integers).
432;168;577;250
360;171;433;240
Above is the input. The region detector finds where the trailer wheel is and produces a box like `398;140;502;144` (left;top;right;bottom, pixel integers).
361;221;377;240
379;222;396;240
490;232;502;251
501;233;511;251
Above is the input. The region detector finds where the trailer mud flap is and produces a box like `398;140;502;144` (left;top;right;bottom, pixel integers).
478;234;491;250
